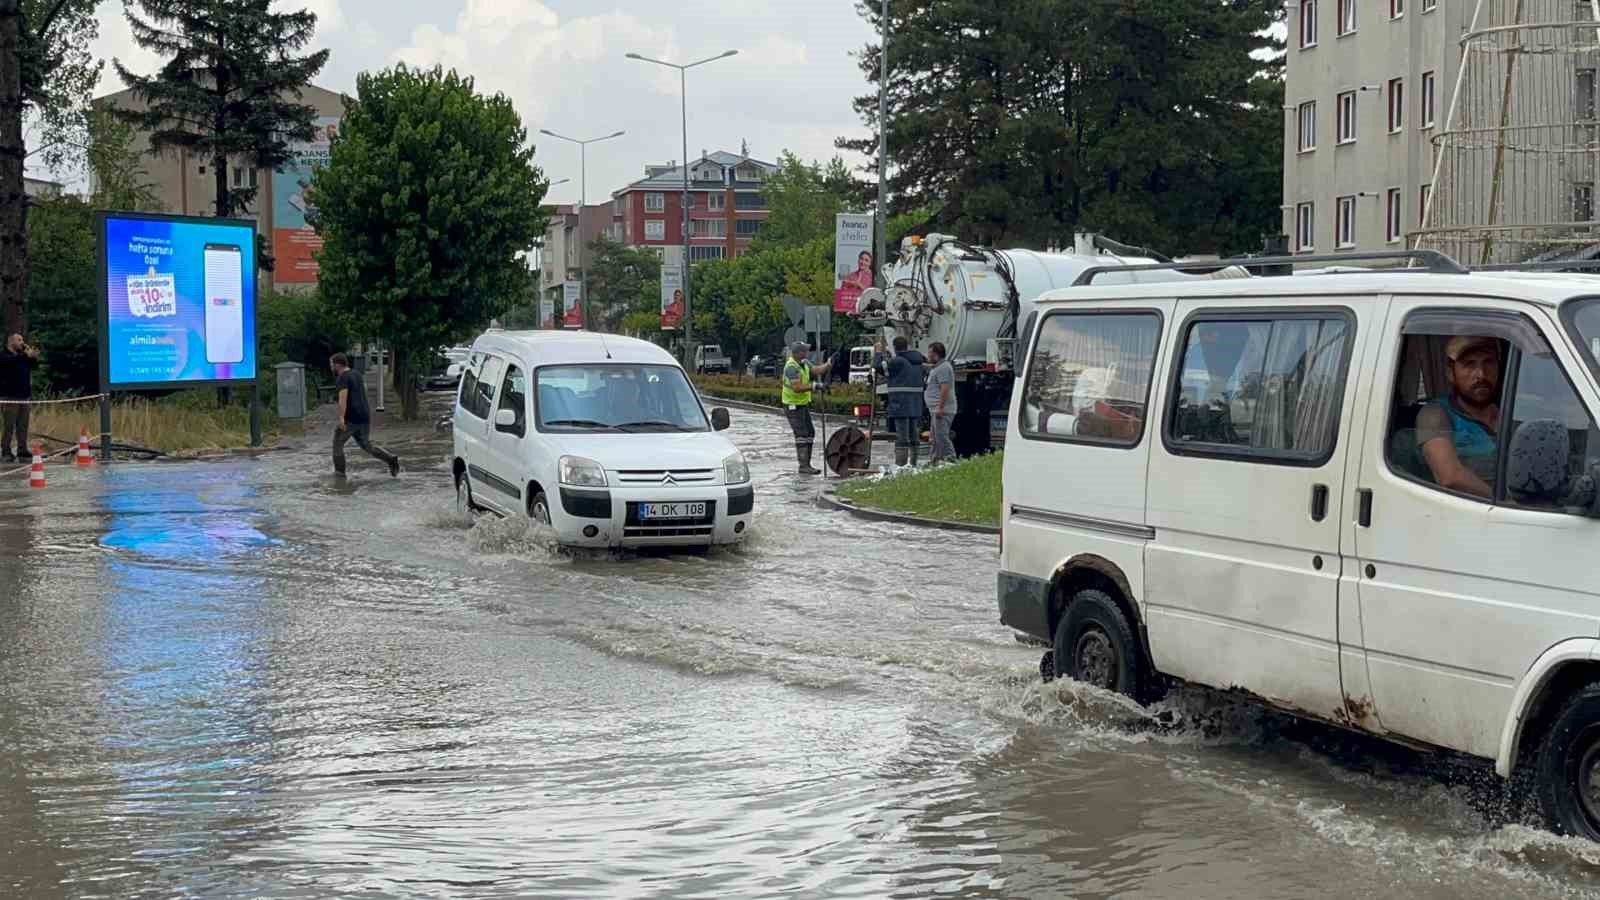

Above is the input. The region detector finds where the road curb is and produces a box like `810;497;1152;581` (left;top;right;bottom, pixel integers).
816;487;1000;535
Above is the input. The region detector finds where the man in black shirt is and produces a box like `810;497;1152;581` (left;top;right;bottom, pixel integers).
0;333;39;463
330;352;400;477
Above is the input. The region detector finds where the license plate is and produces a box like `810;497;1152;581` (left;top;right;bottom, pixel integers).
639;502;705;520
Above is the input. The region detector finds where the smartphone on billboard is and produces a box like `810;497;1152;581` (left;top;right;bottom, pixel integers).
203;243;244;365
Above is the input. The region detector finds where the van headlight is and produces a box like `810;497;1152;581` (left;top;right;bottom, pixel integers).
559;455;607;487
723;452;750;485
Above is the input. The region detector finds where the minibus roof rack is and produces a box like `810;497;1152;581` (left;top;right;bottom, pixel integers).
1071;249;1469;286
1473;259;1600;273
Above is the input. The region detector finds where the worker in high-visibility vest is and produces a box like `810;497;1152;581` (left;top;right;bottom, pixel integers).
783;340;835;476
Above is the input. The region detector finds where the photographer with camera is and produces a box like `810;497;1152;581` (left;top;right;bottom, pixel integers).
1;333;40;463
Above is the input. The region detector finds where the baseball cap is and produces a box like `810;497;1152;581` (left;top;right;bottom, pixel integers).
790;341;810;355
1446;335;1498;361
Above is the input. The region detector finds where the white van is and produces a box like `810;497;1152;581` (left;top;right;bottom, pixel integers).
998;261;1600;838
451;331;754;548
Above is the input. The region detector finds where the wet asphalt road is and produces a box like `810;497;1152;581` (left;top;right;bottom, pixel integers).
1;395;1598;898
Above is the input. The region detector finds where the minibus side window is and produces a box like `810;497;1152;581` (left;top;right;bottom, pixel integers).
1020;312;1162;447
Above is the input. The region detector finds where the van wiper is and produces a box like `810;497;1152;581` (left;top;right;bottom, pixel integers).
542;419;620;431
613;420;688;432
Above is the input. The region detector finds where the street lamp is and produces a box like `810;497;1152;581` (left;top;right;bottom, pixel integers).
625;49;738;359
539;129;625;330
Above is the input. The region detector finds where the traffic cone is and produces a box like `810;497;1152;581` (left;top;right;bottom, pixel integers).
75;427;94;465
28;443;45;489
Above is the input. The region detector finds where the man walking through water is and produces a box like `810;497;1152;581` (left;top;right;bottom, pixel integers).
330;353;400;478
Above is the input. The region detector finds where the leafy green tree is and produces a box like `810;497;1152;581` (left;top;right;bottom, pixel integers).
1;0;102;333
113;0;330;219
757;151;861;249
840;0;1283;255
585;234;661;331
312;64;548;419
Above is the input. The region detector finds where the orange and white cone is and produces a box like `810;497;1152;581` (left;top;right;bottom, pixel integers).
28;444;45;489
75;427;94;465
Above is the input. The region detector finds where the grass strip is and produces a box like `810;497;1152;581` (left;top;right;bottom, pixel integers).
836;452;1003;527
29;391;277;454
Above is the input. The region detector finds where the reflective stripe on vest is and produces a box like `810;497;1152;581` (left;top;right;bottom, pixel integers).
781;361;812;406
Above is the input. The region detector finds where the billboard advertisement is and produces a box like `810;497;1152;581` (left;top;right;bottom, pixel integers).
660;245;684;330
539;297;555;329
562;281;583;329
272;116;339;284
99;212;258;390
833;213;874;314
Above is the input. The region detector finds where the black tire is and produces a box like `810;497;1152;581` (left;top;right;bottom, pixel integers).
1052;588;1147;702
1533;683;1600;839
455;469;481;514
529;490;552;526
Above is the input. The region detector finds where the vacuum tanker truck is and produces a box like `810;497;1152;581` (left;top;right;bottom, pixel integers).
848;232;1247;457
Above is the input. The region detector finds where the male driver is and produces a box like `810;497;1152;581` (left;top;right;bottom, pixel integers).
1418;335;1502;498
330;353;400;478
783;341;835;475
0;333;39;463
925;341;957;463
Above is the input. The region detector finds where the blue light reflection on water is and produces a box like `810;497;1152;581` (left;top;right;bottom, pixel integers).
89;465;287;880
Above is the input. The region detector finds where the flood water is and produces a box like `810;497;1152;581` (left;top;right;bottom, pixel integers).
2;396;1598;898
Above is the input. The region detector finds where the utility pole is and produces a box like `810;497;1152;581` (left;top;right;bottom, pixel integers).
539;130;624;329
876;0;889;288
626;49;740;361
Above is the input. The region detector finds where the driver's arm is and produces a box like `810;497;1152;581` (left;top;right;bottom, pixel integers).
1418;405;1493;497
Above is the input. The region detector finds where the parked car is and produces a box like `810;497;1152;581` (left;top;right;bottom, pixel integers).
422;346;471;392
998;260;1600;839
694;344;732;374
746;353;782;378
451;331;753;549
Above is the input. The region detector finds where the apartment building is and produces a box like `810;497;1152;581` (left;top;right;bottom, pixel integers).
610;151;778;262
539;201;615;297
1282;0;1473;255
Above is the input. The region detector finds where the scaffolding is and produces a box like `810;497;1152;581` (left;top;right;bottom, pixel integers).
1417;0;1600;265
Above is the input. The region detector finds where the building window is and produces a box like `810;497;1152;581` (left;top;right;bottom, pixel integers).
1299;0;1317;48
709;192;726;211
1386;187;1403;243
645;220;665;241
645;192;665;212
1336;195;1357;248
1422;0;1435;10
1297;101;1317;152
613;197;625;215
1337;0;1355;35
735;165;765;183
691;218;726;238
1336;91;1357;144
230;165;257;189
1387;78;1405;132
689;246;724;261
734;193;768;210
1576;183;1594;223
1419;184;1432;226
1296;202;1315;252
1421;71;1436;128
1391;0;1404;17
735;218;762;237
1578;69;1597;121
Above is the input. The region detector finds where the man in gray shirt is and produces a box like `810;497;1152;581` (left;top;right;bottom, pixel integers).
925;342;957;463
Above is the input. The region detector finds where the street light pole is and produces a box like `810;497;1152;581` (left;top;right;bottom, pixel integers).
539;129;624;330
626;49;739;361
877;0;889;289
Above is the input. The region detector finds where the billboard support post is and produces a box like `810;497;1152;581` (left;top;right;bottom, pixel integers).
99;395;111;461
249;385;262;447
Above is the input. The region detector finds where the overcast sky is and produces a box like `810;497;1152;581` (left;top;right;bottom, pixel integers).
66;0;878;202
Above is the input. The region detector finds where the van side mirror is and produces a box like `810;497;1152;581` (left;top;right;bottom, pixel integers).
711;407;731;431
1507;420;1570;505
494;407;522;436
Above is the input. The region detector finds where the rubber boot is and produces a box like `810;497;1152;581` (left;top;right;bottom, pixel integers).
798;445;821;476
895;447;909;468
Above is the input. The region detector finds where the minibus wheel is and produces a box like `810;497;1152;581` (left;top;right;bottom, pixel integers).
1534;683;1600;840
1054;589;1145;702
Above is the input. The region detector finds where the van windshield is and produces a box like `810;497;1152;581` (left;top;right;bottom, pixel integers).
535;364;709;433
1570;298;1600;377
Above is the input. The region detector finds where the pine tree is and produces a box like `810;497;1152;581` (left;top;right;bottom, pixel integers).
112;0;329;219
840;0;1284;256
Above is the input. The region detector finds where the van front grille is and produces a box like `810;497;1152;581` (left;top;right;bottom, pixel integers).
614;468;717;485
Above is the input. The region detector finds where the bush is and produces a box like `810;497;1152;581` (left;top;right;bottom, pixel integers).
255;287;352;410
690;374;871;415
